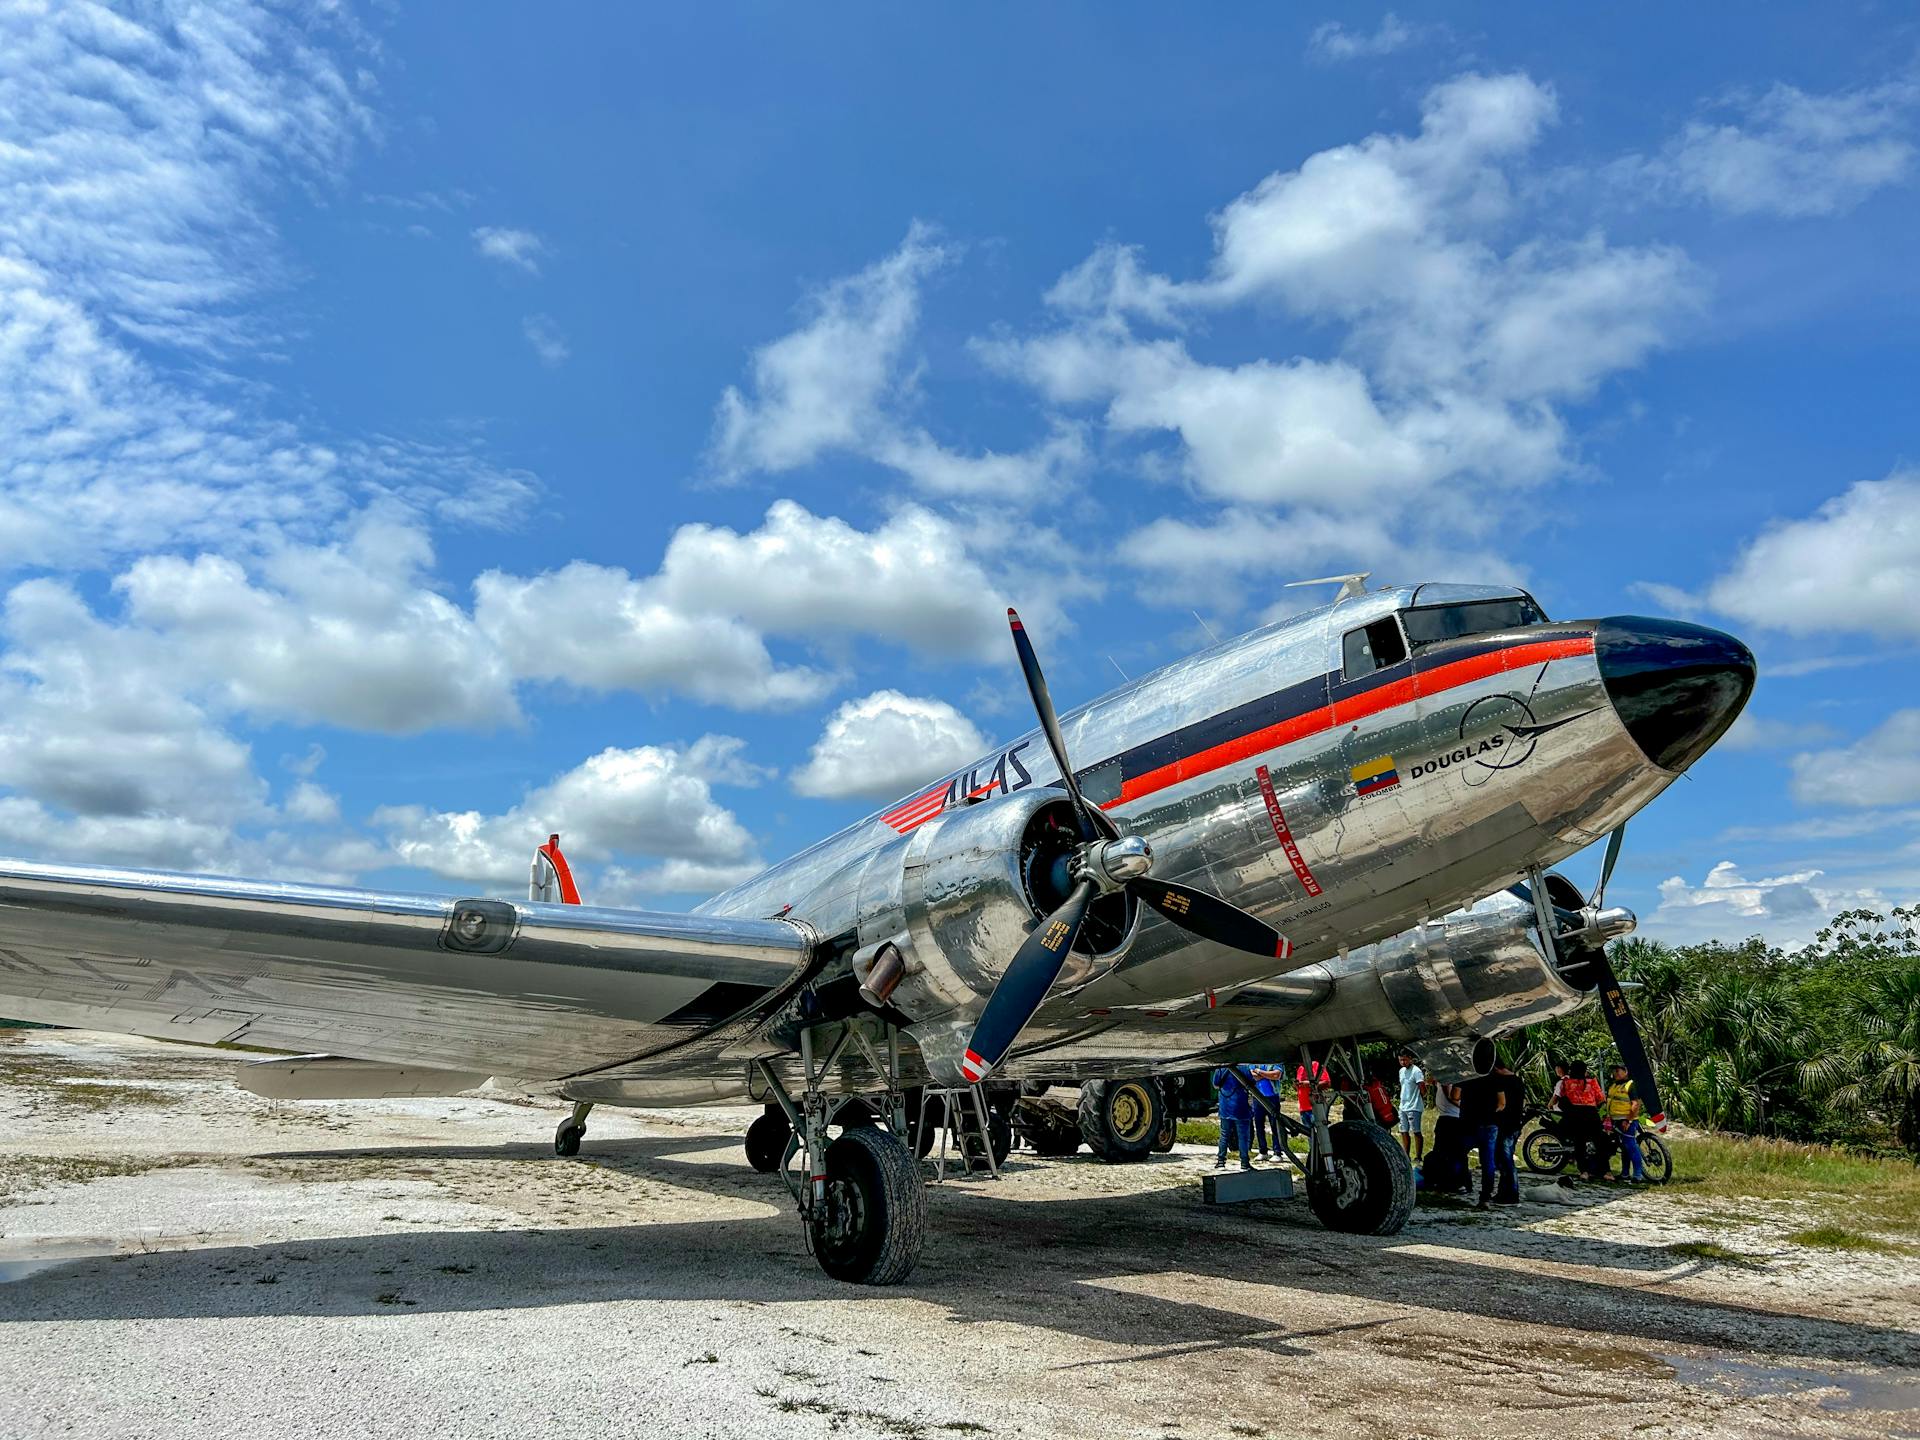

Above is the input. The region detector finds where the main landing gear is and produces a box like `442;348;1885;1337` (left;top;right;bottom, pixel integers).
752;1021;927;1286
1238;1045;1414;1236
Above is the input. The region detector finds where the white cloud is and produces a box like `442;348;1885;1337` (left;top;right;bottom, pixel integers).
986;73;1697;601
1789;710;1920;809
116;511;521;734
0;5;532;575
1720;712;1839;752
1649;859;1900;948
522;313;570;366
709;225;1084;500
1699;471;1920;640
0;579;264;833
1633;79;1918;218
1307;13;1427;64
473;562;834;712
792;691;988;801
473;226;546;274
376;741;762;893
285;782;342;826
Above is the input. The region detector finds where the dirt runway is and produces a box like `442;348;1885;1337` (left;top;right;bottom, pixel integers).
3;1030;1916;1440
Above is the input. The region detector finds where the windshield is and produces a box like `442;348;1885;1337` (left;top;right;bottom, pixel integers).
1400;598;1546;651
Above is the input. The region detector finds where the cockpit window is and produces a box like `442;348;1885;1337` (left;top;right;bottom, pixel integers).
1342;617;1409;679
1400;598;1546;652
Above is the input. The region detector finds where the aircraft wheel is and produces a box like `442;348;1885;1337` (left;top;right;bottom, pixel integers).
809;1126;926;1286
745;1109;790;1173
1307;1121;1414;1235
553;1120;583;1157
1078;1078;1164;1164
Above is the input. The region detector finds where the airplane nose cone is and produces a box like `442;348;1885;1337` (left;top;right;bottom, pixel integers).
1594;617;1756;772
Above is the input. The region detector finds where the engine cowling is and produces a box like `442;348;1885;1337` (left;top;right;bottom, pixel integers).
1229;881;1607;1075
849;789;1139;1030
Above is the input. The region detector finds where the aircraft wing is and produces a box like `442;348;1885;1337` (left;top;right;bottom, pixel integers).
0;859;813;1081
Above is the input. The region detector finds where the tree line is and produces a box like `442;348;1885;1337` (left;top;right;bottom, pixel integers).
1511;907;1920;1158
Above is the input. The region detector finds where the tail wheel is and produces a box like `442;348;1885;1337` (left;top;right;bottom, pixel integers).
904;1092;943;1160
745;1109;790;1174
1307;1121;1415;1236
1151;1091;1177;1153
1018;1100;1083;1156
809;1126;926;1286
1078;1078;1164;1164
1522;1127;1571;1175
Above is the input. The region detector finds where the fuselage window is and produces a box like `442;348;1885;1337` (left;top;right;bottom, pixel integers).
1341;618;1409;679
1400;598;1546;652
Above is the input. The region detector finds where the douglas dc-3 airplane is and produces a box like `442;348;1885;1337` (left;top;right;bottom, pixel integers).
0;581;1754;1284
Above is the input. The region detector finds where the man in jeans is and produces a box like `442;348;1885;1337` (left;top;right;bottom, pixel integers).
1605;1062;1649;1183
1456;1070;1506;1210
1491;1057;1526;1204
1211;1065;1254;1171
1395;1048;1426;1161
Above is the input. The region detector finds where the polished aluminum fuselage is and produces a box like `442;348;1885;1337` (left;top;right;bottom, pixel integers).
648;583;1669;1089
0;583;1677;1103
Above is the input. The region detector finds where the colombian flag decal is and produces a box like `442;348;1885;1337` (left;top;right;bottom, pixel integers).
1351;753;1400;797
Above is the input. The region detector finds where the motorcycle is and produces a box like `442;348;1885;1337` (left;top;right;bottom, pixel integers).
1521;1107;1671;1183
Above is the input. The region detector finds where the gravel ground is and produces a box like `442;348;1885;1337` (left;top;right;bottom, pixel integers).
2;1029;1917;1440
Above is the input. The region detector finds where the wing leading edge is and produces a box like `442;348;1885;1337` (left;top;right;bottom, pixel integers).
0;859;813;1081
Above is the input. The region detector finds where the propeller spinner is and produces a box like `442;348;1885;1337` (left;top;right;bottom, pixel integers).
958;611;1289;1083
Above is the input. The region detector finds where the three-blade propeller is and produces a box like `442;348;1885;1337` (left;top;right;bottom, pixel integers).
960;611;1289;1083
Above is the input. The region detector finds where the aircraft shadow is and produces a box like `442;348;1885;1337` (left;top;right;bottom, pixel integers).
5;1130;1914;1372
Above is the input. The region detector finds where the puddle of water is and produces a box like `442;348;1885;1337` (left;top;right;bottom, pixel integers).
0;1257;73;1284
1666;1353;1920;1430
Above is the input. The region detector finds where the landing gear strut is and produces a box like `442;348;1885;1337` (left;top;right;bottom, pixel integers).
1235;1043;1413;1236
753;1021;926;1286
554;1100;592;1157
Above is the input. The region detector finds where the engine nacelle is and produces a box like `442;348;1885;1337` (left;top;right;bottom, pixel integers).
1235;881;1602;1076
1365;886;1589;1041
850;790;1139;1029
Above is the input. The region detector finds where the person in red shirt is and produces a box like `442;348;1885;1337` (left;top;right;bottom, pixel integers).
1295;1059;1326;1119
1555;1059;1607;1180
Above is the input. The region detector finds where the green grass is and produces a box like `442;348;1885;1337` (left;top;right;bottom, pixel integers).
1660;1134;1920;1236
1665;1240;1766;1267
1784;1224;1897;1253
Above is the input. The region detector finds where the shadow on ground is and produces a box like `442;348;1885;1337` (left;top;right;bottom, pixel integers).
4;1130;1914;1373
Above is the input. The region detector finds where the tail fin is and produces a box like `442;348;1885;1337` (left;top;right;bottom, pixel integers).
530;833;582;905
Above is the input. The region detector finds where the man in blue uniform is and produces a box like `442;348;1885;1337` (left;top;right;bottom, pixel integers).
1211;1065;1254;1171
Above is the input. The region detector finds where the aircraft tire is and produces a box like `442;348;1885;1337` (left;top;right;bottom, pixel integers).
553;1120;583;1157
745;1109;790;1174
1307;1121;1415;1235
810;1126;926;1286
1078;1078;1164;1164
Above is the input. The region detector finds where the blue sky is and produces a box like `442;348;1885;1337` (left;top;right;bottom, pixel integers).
1;2;1916;946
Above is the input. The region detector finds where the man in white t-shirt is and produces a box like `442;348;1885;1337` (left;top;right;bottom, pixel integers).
1395;1048;1426;1160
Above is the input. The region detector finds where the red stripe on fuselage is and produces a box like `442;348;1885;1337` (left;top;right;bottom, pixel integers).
1110;634;1594;807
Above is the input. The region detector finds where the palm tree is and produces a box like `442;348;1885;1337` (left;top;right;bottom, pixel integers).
1819;961;1920;1157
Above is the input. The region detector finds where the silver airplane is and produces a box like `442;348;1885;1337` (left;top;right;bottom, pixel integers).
0;581;1754;1284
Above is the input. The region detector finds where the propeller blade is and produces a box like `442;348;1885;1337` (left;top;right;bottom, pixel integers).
1133;878;1289;959
1592;823;1626;908
959;879;1095;1083
1008;608;1100;842
1587;946;1668;1130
